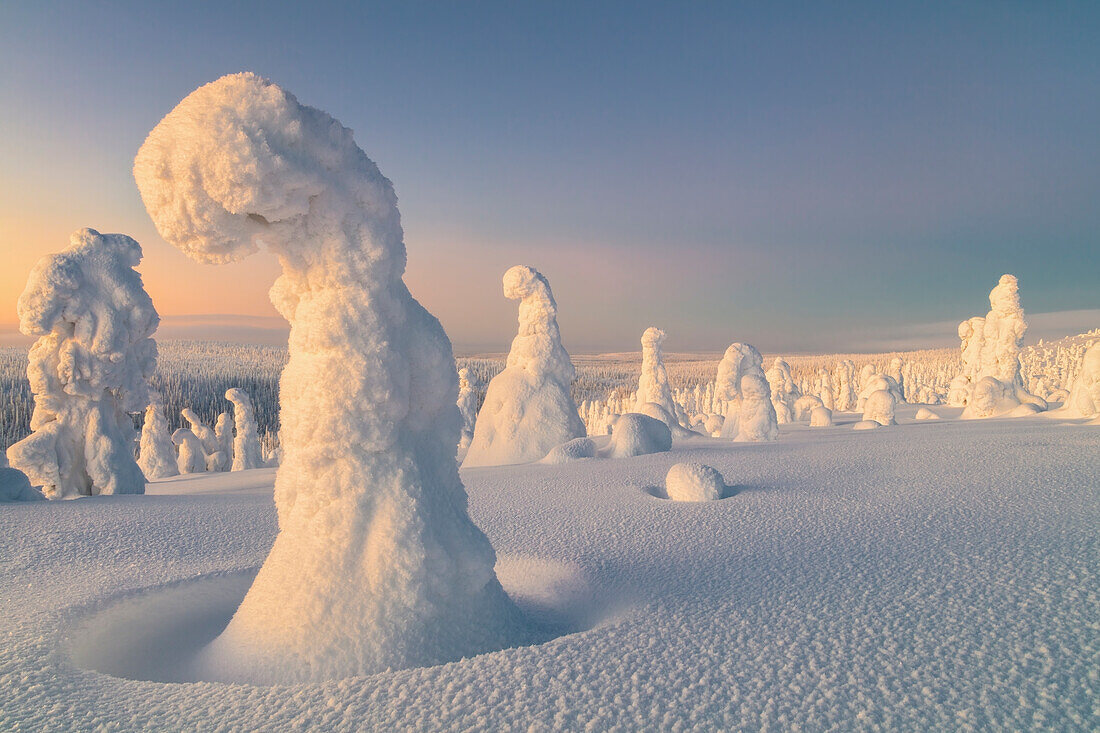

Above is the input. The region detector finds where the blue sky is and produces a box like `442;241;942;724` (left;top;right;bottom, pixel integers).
1;1;1097;353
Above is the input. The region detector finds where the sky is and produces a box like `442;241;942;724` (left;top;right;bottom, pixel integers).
1;1;1097;354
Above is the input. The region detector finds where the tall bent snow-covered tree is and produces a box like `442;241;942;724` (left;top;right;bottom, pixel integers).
6;228;159;498
134;72;524;683
225;387;263;470
463;265;585;467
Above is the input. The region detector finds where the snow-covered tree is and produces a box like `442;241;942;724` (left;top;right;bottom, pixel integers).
172;428;207;474
635;327;688;427
6;228;158;498
226;388;263;470
1060;342;1100;418
765;358;800;424
134;72;522;683
833;360;857;412
463;266;585;466
212;412;233;471
182;408;218;470
713;342;778;442
138;403;178;479
862;389;897;426
953;275;1047;417
887;357;906;402
456;368;477;461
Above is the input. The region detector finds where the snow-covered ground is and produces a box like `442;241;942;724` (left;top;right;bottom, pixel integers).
2;404;1096;729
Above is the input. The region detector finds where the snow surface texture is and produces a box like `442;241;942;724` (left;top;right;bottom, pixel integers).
133;72;523;683
463;266;585;467
663;462;725;502
225;388;263;471
635;328;688;428
1;407;1096;729
955;275;1048;417
138;404;178;479
715;343;778;442
603;413;672;458
6;228;158;499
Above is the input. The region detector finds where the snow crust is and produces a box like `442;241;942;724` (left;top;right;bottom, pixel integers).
463;266;585;467
6;228;158;498
133;72;521;683
664;462;725;502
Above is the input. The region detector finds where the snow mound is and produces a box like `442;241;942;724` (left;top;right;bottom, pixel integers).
637;401;696;439
915;407;941;421
134;72;523;683
664;463;725;502
0;453;43;502
810;406;833;427
603;413;672;458
852;419;881;430
6;228;158;498
962;376;1021;419
794;394;824;422
463;266;585;467
862;389;897;426
540;438;597;464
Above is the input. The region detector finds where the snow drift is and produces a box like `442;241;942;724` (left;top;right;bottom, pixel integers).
134;72;523;683
6;228;158;498
463;266;585;467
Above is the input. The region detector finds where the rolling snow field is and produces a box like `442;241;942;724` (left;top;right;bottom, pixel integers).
2;402;1097;729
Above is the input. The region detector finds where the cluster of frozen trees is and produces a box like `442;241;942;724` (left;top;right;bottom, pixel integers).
138;389;267;478
947;275;1048;418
